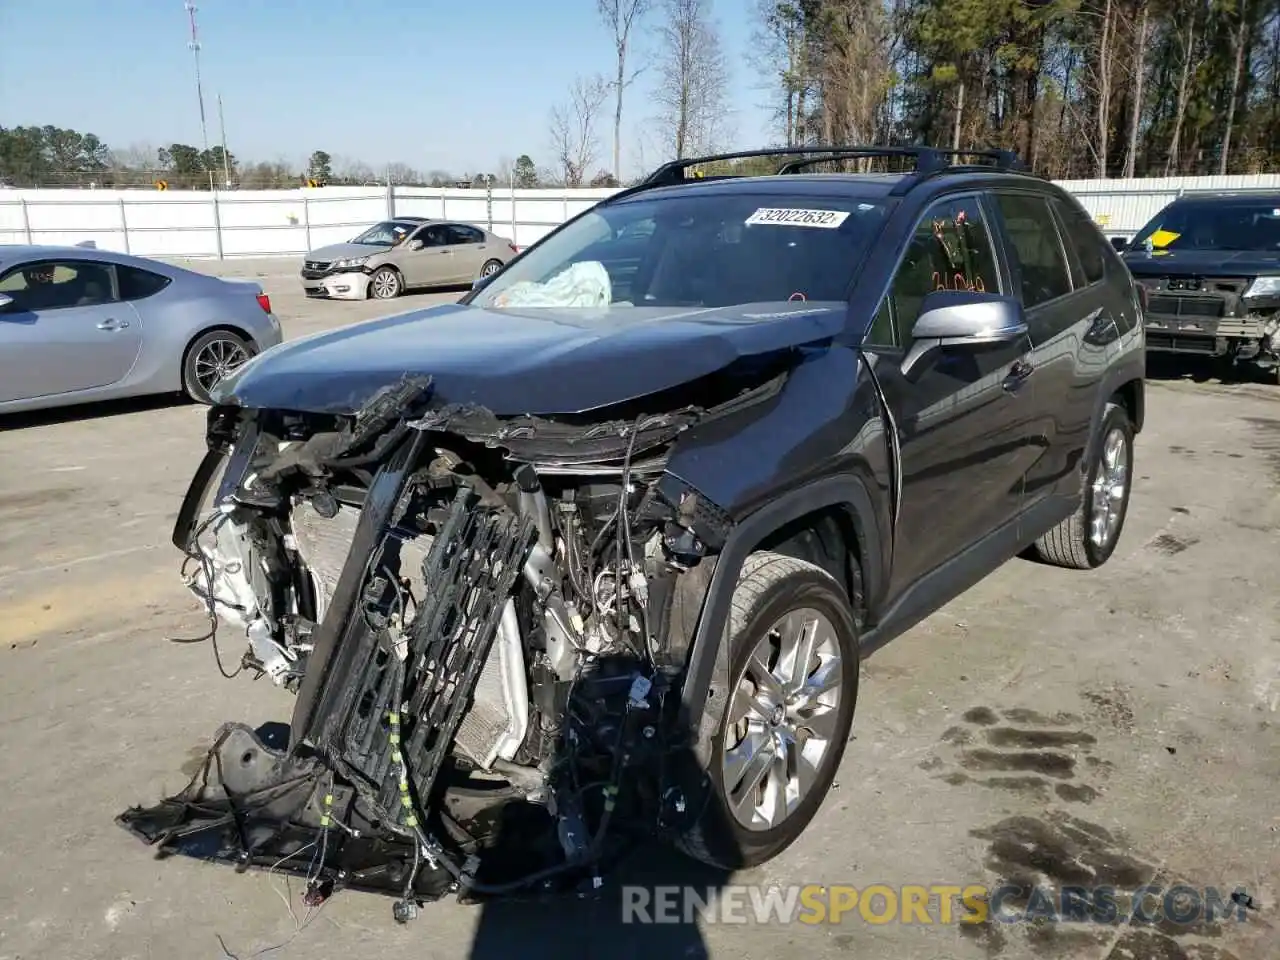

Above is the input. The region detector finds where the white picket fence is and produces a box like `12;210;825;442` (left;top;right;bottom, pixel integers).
2;174;1279;260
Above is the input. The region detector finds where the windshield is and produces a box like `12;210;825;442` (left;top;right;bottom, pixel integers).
1129;200;1280;252
350;220;417;246
469;192;889;311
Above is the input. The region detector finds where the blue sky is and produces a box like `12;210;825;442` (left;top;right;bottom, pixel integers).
0;0;777;179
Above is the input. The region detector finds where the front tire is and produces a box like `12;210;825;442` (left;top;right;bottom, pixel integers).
182;329;252;405
368;266;402;300
1032;400;1134;569
677;551;859;870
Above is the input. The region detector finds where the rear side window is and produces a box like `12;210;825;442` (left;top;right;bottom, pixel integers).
995;193;1073;307
117;265;172;300
446;224;484;244
1052;198;1106;285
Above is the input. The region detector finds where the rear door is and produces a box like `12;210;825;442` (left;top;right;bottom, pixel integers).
861;192;1041;597
443;224;489;281
0;259;142;403
990;190;1114;507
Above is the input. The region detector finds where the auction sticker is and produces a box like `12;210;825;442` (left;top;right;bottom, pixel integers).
745;207;850;228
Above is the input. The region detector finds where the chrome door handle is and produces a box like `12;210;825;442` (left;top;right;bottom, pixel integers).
97;317;129;330
1002;359;1034;393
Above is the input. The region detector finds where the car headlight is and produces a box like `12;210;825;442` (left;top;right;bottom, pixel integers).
333;256;369;270
1243;276;1280;299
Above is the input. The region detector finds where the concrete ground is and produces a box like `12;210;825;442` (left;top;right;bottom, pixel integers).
0;258;1275;960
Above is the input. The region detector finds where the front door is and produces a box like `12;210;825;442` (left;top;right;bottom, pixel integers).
861;194;1041;599
0;259;142;403
397;224;453;287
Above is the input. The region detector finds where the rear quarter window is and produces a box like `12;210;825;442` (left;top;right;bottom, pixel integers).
117;265;172;300
1052;198;1106;285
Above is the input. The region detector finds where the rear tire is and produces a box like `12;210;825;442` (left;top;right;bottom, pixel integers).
479;259;503;279
676;551;859;870
1032;401;1134;569
182;329;253;405
369;266;402;300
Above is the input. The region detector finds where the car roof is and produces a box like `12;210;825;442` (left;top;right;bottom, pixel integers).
607;169;1053;207
1164;192;1280;206
0;244;208;280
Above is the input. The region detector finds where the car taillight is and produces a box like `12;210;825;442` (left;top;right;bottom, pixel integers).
509;243;519;254
256;292;272;313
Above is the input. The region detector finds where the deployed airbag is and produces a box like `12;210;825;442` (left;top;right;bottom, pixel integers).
492;261;612;308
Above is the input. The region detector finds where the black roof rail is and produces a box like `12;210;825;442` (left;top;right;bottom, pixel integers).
888;149;1032;196
600;144;1030;206
639;146;945;186
774;149;939;175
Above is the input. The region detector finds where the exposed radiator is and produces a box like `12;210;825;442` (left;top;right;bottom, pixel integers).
289;495;531;773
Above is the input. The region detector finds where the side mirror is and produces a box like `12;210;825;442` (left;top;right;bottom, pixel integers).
900;290;1029;381
472;273;494;292
1110;237;1129;252
407;239;425;251
0;293;12;310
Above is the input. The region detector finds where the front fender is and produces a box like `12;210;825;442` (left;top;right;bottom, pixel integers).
677;473;885;771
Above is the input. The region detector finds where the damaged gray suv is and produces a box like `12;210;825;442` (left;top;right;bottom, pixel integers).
118;146;1146;915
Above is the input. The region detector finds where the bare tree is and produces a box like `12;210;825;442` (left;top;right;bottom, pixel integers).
1164;14;1197;176
653;0;731;158
333;155;377;184
598;0;653;181
548;75;611;187
1122;1;1150;179
1220;0;1250;175
748;0;808;146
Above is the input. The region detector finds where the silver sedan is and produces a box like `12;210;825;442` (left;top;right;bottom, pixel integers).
0;244;283;414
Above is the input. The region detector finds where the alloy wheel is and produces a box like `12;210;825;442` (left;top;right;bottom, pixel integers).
193;337;249;394
371;269;400;299
721;607;844;832
1090;425;1129;549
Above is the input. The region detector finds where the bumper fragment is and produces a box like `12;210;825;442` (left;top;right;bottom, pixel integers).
301;271;372;300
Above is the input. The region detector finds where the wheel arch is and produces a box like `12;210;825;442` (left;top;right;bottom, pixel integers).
1083;365;1144;470
678;475;884;769
365;262;403;298
180;324;255;399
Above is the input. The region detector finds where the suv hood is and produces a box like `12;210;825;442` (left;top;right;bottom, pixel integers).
305;241;391;262
215;301;849;415
1123;248;1280;276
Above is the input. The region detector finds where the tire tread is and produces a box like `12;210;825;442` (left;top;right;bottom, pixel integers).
1032;400;1130;569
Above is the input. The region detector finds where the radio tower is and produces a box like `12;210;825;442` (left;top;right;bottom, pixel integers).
185;2;210;155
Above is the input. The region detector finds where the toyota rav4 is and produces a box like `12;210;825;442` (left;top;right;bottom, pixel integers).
118;146;1146;918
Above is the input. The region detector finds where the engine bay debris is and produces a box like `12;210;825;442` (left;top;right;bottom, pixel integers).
115;370;774;918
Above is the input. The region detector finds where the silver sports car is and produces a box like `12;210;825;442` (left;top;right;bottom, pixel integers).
0;244;282;414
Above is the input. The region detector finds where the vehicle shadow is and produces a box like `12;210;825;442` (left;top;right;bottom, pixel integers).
1144;352;1277;386
464;683;737;960
0;392;190;431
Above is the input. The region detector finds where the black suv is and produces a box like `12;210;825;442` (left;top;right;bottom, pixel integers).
1122;192;1280;380
120;146;1146;910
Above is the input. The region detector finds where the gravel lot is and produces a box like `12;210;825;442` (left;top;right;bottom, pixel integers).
0;258;1276;960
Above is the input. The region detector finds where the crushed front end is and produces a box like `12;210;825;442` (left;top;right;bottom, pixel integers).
1137;273;1280;377
117;373;759;914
